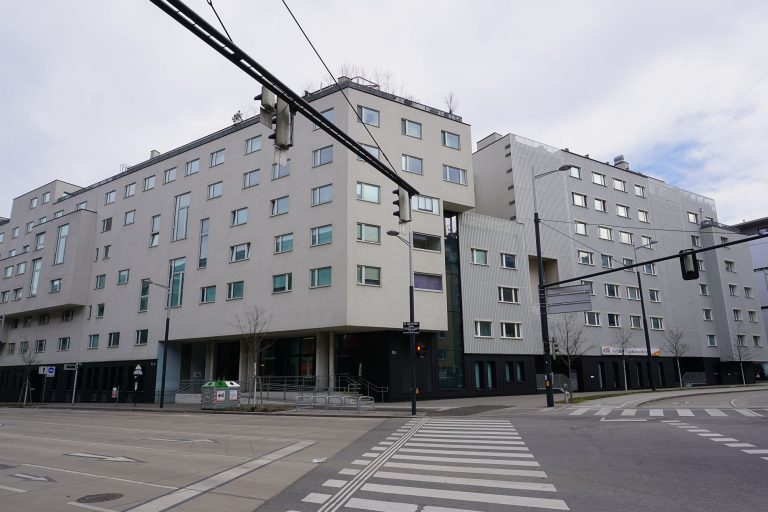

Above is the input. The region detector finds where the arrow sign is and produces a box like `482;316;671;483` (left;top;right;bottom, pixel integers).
65;452;142;463
12;473;56;482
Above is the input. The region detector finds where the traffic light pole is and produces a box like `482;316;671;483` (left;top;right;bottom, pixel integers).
408;229;417;416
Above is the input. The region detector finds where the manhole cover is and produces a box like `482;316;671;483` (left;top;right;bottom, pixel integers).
77;493;123;504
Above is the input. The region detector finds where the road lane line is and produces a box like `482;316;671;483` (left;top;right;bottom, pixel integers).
0;485;26;493
22;464;177;490
372;471;556;492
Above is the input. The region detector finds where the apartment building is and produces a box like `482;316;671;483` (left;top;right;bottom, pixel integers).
733;217;768;343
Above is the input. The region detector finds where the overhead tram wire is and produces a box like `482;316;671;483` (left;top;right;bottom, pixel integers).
539;217;730;234
206;0;233;42
279;0;399;177
539;220;610;256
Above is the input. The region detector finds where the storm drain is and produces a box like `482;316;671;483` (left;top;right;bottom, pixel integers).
77;493;123;504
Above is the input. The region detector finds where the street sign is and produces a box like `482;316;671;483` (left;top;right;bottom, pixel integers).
546;284;593;314
46;366;56;378
64;363;78;370
403;321;420;335
38;366;47;375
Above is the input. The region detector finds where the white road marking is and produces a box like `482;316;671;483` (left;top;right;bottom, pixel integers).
363;453;380;458
687;429;710;433
413;437;525;445
345;497;417;512
65;453;140;463
742;449;768;454
417;430;518;436
569;408;589;416
649;409;664;417
23;464;177;490
0;485;26;494
391;454;539;467
710;438;739;442
595;408;612;416
352;460;371;466
734;409;761;417
398;448;534;458
426;420;510;425
373;471;556;492
360;483;569;510
323;479;348;488
303;493;332;504
762;457;768;461
371;447;386;451
380;442;393;446
725;443;755;448
705;409;727;417
421;507;487;512
620;409;637;416
661;420;680;423
599;418;647;422
413;434;522;440
698;433;722;437
339;468;360;476
676;409;694;417
67;502;116;512
383;461;547;478
11;473;54;482
405;442;529;451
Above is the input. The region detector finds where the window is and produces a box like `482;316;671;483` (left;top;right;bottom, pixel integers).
210;150;225;167
703;308;713;320
6;343;14;354
230;243;250;262
108;332;120;348
105;190;116;205
311;184;333;206
245;135;262;154
207;181;223;199
311;225;333;246
745;286;753;298
733;309;742;321
721;236;729;245
699;283;709;295
598;226;612;240
474;321;492;337
402;154;423;175
690;235;700;247
634;184;645;197
402;118;422;138
50;278;61;293
0;290;8;303
76;201;87;210
501;322;522;339
42;192;50;203
590;199;612;215
413;233;441;252
357;265;381;286
124;183;136;198
101;217;112;233
12;226;19;237
310;267;332;288
95;274;106;289
356;182;380;203
578;251;594;265
3;266;11;278
585;312;601;326
607;313;621;328
359;144;380;160
35;339;46;353
55;337;70;352
20;341;28;354
30;197;38;209
630;315;642;329
613;178;626;192
274;233;294;253
312;145;333;167
164;167;176;183
499;286;519;303
443;165;467;185
572;193;587;207
687;212;699;224
441;130;460;149
414;195;439;214
271;196;289;216
16;262;26;275
172;192;191;240
54;210;63;218
471;248;488;265
605;283;620;298
725;260;735;272
754;336;761;347
623;257;634;271
619;231;633;245
737;334;746;346
136;329;148;346
728;284;738;296
124;210;135;225
358;105;380;126
414;273;443;291
601;254;613;268
88;334;99;350
200;285;216;303
272;160;291;179
313;108;334;129
649;289;660;302
26;221;34;233
198;219;209;268
569;166;581;179
638;210;649;223
356;223;380;244
150;215;161;247
169;257;185;307
273;273;293;293
143;175;156;190
243;169;260;188
185;159;200;176
592;172;606;186
96;303;105;318
749;310;757;322
231;207;248;226
575;221;587;235
640;235;653;247
117;269;130;285
650;317;664;330
616;204;629;218
227;281;244;300
643;263;656;275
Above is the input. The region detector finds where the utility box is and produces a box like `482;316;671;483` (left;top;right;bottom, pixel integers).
201;380;241;410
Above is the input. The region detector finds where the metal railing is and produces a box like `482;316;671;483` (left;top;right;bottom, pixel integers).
250;375;388;403
682;372;707;387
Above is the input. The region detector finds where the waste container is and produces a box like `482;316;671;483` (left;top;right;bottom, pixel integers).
201;380;241;410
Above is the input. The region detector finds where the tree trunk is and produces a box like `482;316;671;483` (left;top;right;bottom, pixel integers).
677;357;683;388
622;358;628;391
740;362;746;386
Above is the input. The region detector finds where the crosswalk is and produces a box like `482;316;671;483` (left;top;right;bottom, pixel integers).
566;407;765;418
291;418;569;512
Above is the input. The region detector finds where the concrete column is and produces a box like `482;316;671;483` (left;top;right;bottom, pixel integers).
205;340;215;380
238;340;249;390
315;332;328;390
328;330;335;391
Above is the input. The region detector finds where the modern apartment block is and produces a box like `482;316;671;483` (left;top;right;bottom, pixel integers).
733;217;768;340
1;80;764;403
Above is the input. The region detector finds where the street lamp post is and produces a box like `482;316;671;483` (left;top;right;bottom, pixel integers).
387;228;417;416
633;241;658;391
148;280;171;408
532;164;577;408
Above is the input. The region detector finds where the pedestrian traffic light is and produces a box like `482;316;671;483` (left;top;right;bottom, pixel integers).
393;187;412;223
415;343;426;359
679;249;699;280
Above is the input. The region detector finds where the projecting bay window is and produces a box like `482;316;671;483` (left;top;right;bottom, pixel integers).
198;219;209;268
169;257;185;307
172;193;191;241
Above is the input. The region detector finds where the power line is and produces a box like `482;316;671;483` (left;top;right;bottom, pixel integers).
539;217;730;235
539;220;607;256
279;0;399;177
206;0;233;42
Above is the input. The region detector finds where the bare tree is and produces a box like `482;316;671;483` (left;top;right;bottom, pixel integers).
444;91;459;114
664;328;688;388
552;313;587;394
733;335;753;386
19;346;39;406
613;328;634;390
231;306;271;407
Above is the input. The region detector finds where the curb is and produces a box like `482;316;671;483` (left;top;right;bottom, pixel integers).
629;386;768;407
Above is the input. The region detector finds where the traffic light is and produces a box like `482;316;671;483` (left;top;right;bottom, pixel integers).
415;343;426;359
393;187;412;223
679;249;699;280
255;86;293;150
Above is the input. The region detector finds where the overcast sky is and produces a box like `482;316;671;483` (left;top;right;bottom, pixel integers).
1;0;767;224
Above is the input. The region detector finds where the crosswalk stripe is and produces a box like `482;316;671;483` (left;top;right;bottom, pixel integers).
649;409;664;417
688;429;710;433
676;409;694;416
323;479;348;488
705;409;727;416
421;507;486;512
398;448;534;458
413;437;525;445
406;442;529;451
427;420;510;424
735;409;761;417
710;438;738;442
620;409;637;416
414;434;522;440
303;493;331;504
725;443;754;448
345;497;417;512
569;408;589;415
372;470;557;492
698;433;722;437
742;449;768;454
391;454;539;467
417;430;518;436
339;468;360;476
383;462;547;478
360;483;569;510
595;408;612;416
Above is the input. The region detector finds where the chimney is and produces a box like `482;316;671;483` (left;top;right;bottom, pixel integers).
613;155;629;170
150;150;161;159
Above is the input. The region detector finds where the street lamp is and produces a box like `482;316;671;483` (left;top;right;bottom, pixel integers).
532;164;578;407
133;364;143;407
633;240;658;391
148;280;171;408
387;228;417;416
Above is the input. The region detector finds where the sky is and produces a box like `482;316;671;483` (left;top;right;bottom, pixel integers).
1;0;767;224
